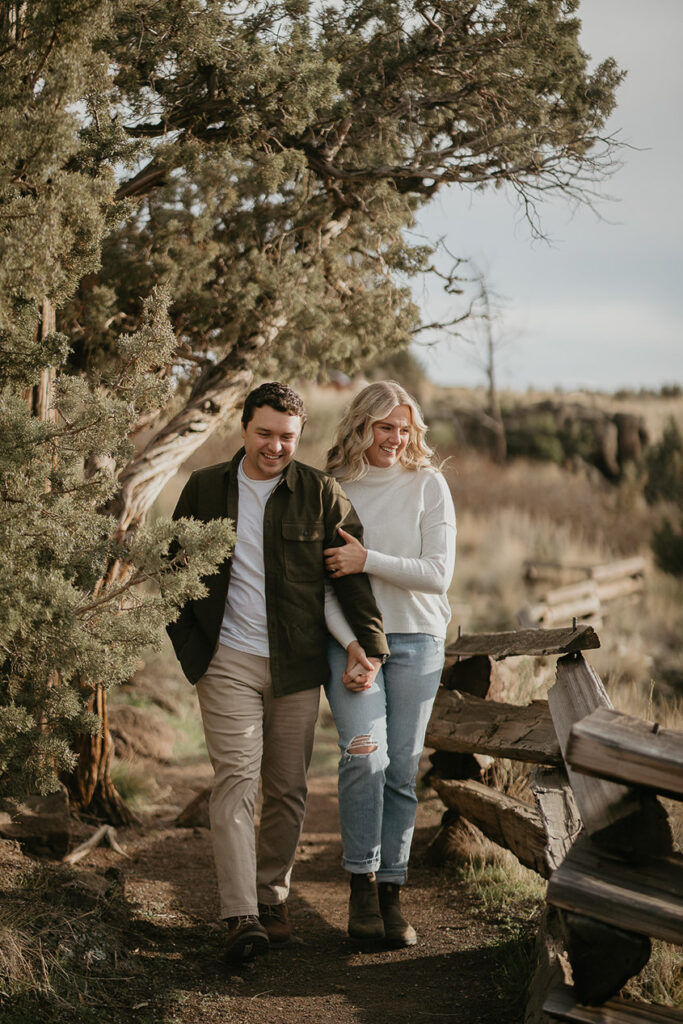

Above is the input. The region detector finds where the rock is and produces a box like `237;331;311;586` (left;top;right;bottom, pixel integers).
108;705;176;762
175;786;211;829
0;785;71;857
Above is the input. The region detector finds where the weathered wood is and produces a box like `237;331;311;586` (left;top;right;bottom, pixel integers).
447;625;600;659
588;557;646;583
548;655;673;858
544;983;683;1023
595;576;644;603
547;834;683;946
566;707;683;800
62;825;128;866
426;689;562;765
530;767;583;874
563;911;652;1005
525;907;573;1024
544;580;599;607
441;653;497;695
526;594;601;629
432;777;550;877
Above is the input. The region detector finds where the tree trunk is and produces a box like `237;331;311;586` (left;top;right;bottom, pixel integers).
68;683;137;826
70;212;351;820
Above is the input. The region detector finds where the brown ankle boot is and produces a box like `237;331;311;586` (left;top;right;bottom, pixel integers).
348;872;385;942
378;882;417;948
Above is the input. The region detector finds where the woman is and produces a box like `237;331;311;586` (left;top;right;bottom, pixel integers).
323;380;456;948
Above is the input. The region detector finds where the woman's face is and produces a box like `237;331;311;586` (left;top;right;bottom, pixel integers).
366;404;412;468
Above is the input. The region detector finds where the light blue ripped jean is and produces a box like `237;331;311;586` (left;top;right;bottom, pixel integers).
325;633;445;885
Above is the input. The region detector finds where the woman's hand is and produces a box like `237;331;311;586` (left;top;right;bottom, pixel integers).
324;528;367;578
342;641;381;692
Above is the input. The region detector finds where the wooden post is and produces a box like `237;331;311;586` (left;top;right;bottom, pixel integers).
548;654;673;859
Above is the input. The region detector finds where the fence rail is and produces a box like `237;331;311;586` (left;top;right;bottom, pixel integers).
425;624;683;1023
518;558;646;629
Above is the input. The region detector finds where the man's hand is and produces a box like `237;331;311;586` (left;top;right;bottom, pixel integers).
324;527;367;578
342;641;382;692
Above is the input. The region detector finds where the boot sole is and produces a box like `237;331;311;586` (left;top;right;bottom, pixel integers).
383;933;417;949
225;932;270;963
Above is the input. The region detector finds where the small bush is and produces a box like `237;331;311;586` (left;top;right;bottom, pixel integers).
505;412;565;464
645;418;683;505
651;518;683;577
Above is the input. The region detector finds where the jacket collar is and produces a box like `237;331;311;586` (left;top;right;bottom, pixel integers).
226;447;297;491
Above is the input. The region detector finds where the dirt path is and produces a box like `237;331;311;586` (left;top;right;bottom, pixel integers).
91;736;530;1024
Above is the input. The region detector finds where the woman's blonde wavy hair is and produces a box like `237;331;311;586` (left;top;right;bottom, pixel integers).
325;380;436;482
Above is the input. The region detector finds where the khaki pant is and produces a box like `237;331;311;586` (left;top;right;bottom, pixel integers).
195;644;320;919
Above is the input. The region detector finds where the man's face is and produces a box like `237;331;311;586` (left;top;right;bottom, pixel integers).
241;405;303;480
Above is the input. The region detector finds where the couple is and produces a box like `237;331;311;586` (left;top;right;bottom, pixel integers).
167;380;456;963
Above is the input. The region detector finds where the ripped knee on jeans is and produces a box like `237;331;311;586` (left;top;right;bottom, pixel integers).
346;733;377;756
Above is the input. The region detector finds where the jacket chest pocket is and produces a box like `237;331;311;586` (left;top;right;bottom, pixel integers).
281;521;325;581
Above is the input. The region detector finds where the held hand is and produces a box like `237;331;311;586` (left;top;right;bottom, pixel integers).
324;527;367;578
342;642;382;692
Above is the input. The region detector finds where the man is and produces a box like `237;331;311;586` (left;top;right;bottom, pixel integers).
167;381;389;963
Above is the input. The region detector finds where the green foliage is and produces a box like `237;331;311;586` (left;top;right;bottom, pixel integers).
0;292;234;797
645;418;683;506
505;411;566;464
0;0;623;800
652;518;683;578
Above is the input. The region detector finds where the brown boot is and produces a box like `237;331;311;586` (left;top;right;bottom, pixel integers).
348;872;385;943
378;883;417;948
258;900;292;947
223;915;270;963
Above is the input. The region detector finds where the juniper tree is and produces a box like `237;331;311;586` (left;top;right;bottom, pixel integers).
0;4;232;812
1;0;624;816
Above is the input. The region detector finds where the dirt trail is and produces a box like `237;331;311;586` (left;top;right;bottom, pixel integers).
96;740;529;1024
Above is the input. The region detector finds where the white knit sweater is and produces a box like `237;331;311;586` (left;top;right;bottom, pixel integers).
325;462;456;644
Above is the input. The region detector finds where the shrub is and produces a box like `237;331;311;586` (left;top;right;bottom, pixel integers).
644;418;683;505
651;518;683;578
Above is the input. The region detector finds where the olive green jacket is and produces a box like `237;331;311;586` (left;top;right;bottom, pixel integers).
166;448;389;694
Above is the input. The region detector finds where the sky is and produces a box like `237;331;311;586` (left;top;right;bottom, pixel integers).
413;0;683;393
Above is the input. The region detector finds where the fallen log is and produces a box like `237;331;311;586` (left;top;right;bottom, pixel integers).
63;824;127;865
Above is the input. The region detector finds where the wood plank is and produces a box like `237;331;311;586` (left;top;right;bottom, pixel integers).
432;777;551;877
541;597;602;628
426;689;562;765
547;834;683;946
562;911;652;1005
544;983;683;1023
548;655;673;857
524;907;573;1024
544;580;599;607
596;576;644;603
589;557;646;583
530;767;582;873
447;625;601;659
566;707;683;800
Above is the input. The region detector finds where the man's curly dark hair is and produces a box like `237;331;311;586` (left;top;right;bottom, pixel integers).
241;381;306;427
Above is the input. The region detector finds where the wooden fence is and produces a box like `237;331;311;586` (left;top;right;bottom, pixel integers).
518;558;646;629
425;624;683;1023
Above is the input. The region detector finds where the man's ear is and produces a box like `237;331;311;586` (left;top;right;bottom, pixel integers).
240;421;246;439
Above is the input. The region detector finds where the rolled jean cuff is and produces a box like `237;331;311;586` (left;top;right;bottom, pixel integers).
375;870;407;885
343;855;380;874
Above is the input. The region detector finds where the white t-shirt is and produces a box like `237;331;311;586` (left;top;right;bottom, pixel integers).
325;462;456;644
219;458;281;657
